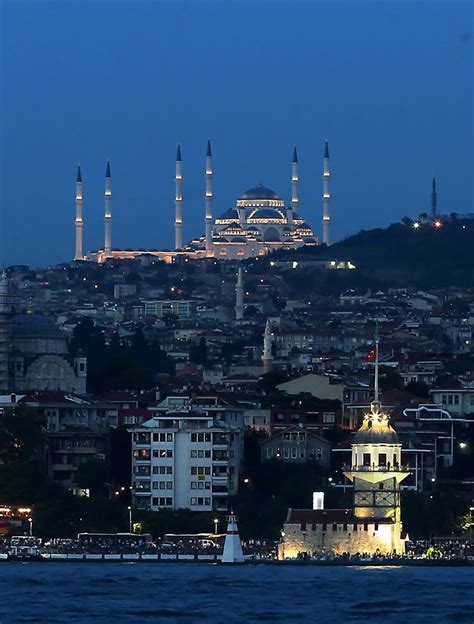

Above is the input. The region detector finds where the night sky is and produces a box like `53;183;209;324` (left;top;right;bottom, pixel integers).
1;0;472;266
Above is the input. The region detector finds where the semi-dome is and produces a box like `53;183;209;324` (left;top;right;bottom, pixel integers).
239;186;280;201
11;314;64;339
217;208;239;220
249;208;285;220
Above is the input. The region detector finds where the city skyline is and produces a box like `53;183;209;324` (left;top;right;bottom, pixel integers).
1;1;472;266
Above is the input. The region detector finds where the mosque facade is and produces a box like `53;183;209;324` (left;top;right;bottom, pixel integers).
78;142;331;263
0;274;86;395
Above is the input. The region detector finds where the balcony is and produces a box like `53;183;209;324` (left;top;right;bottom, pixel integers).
344;464;410;473
343;463;411;485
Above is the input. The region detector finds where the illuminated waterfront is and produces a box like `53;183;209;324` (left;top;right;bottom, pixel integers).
0;563;472;623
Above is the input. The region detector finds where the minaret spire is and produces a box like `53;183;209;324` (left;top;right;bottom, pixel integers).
262;319;273;374
175;145;183;249
205;139;213;255
431;176;437;220
74;165;84;261
235;268;244;320
104;160;112;258
322;140;331;245
291;146;299;218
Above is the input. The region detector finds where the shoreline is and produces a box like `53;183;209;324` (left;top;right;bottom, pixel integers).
1;553;471;566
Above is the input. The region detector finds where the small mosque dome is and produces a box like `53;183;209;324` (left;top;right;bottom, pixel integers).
218;208;239;220
11;314;64;339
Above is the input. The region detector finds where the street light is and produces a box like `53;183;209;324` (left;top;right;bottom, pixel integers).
127;506;133;533
213;518;219;535
469;507;474;544
459;442;468;450
28;517;33;536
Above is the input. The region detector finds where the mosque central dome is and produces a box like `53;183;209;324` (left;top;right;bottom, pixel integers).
239;186;280;201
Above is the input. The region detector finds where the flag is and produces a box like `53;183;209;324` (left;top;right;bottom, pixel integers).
365;349;376;363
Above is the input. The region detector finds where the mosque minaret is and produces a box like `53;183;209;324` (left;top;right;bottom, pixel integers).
235;268;244;321
0;271;10;393
104;161;112;258
322;140;331;246
79;141;332;262
262;319;273;373
175;145;183;250
205;140;213;255
74;165;84;261
290;146;299;223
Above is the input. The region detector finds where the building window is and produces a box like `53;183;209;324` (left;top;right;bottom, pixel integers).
363;453;371;466
378;453;387;467
300;523;306;531
332;523;337;531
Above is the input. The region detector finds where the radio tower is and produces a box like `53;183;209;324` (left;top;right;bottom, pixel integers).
431;177;437;220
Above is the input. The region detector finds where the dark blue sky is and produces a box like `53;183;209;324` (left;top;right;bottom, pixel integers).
1;0;472;266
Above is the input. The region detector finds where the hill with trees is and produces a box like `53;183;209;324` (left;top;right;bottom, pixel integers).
267;217;474;291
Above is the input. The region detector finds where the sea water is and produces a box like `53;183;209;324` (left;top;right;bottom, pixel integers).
0;563;472;623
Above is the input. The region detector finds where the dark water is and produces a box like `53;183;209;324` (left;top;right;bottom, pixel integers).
0;563;473;623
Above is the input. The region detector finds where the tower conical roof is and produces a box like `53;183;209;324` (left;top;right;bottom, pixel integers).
206;139;212;157
76;165;82;183
292;146;298;163
176;145;182;162
105;161;111;178
324;141;329;159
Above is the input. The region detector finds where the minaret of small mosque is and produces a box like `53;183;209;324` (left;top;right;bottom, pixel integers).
104;161;112;258
205;139;213;255
262;319;273;374
343;325;410;553
431;177;437;220
74;165;84;261
288;146;299;226
322;140;331;245
235;268;244;320
0;271;10;392
175;145;183;250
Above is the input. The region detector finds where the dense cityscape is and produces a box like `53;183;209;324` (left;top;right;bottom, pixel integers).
2;1;473;621
0;208;473;562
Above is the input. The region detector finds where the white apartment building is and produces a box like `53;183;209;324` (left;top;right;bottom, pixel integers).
130;412;242;512
430;380;474;417
143;300;194;319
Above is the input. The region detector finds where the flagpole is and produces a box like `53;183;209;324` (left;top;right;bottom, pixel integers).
374;321;379;403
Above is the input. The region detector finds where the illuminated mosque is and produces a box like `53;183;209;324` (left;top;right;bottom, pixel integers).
76;142;332;263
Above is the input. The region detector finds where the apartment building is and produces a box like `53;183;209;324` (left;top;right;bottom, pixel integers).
130;411;242;512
